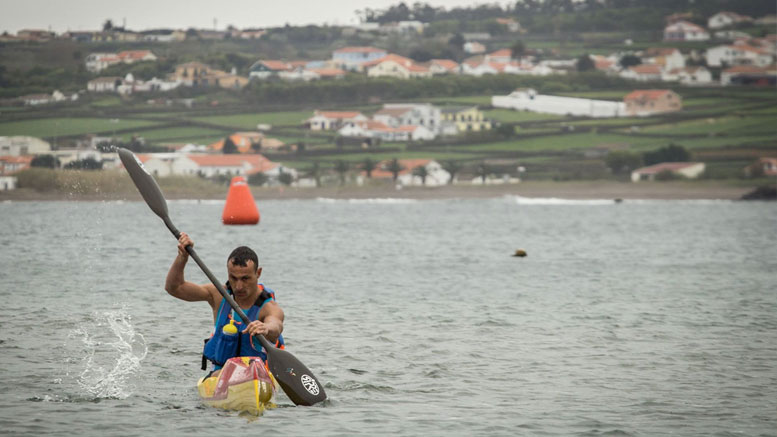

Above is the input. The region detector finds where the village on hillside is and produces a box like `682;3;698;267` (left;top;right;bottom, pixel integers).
1;3;776;194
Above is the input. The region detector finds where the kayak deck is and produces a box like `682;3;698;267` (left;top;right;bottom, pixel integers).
197;356;276;415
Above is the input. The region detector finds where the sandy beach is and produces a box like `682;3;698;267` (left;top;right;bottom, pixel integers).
0;180;762;202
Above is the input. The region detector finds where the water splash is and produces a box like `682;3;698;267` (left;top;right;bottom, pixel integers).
64;307;147;400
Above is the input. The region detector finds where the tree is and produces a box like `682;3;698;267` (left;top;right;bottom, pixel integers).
222;136;238;154
448;33;465;50
248;172;268;186
476;162;491;183
605;150;643;176
619;54;642;68
334;160;349;185
362;157;376;178
496;123;516;138
576;54;596;72
30;154;60;169
64;158;102;170
510;40;526;62
307;161;323;187
412;165;429;185
441;160;461;185
278;170;294;186
103;19;113;32
386;158;404;182
643;143;690;166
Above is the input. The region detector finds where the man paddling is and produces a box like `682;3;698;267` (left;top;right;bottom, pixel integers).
165;232;285;376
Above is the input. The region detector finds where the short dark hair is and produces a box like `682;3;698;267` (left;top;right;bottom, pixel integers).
228;246;258;269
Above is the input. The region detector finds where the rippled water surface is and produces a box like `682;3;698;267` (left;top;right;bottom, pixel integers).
1;197;775;436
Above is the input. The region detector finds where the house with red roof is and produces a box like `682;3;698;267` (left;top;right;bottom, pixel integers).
306;110;368;131
85;50;157;73
624;89;682;116
631;162;705;182
720;65;777;85
708;11;753;29
369;159;449;186
744;157;777;177
706;44;775;67
643;47;686;71
664;21;710;41
248;60;293;79
365;54;432;79
662;66;713;85
208;132;275;154
332;46;388;71
426;59;460;75
620;64;663;81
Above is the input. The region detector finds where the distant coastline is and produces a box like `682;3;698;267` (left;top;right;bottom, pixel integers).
0;180;760;202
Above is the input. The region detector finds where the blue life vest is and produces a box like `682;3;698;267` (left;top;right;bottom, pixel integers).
201;283;284;370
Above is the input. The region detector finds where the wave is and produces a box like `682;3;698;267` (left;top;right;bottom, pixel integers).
316;197;418;204
504;195;617;206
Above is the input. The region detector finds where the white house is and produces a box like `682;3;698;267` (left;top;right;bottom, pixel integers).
708;11;753;29
373;104;442;133
87;77;122;92
664;21;710;41
331;46;388;71
662;66;713;85
631;162;705;182
620;64;663;81
705;44;775;67
492;88;626;118
643;48;686;71
370;159;450;186
0;136;51;155
306;111;368;130
0;175;17;191
365;54;432;79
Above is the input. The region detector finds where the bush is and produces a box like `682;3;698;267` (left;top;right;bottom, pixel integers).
30;154;60;169
248;173;268;186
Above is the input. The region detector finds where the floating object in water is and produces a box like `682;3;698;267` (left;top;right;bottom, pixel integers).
614;198;623;204
197;357;276;415
222;176;260;225
512;249;527;257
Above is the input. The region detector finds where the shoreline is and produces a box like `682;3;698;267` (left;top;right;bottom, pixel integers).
0;180;763;202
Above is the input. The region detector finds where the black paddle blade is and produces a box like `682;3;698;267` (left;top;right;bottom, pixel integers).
260;337;327;406
118;148;169;220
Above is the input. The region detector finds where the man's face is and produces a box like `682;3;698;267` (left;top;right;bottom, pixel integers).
227;260;260;299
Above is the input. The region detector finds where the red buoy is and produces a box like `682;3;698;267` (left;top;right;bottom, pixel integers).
222;176;260;225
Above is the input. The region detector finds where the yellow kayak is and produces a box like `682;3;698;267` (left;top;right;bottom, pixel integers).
197;357;277;415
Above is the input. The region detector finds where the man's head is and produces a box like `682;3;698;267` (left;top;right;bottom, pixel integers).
227;246;262;299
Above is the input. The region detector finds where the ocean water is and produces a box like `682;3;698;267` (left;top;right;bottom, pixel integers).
0;197;775;436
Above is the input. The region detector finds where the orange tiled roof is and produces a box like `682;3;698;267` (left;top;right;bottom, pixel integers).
374;107;413;117
186;154;277;172
370;158;432;178
260;60;292;71
430;59;459;70
315;111;363;119
629;64;662;75
309;68;346;77
624;89;675;101
488;49;512;58
209;133;265;154
363;54;415;68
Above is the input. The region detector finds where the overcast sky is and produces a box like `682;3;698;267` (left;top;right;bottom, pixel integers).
0;0;511;34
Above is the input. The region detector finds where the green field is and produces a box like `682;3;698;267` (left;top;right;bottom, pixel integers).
0;117;162;137
191;111;313;128
483;109;564;123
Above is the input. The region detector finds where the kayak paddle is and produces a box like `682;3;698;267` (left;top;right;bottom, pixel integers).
117;147;327;406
